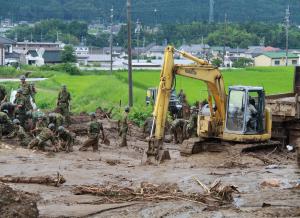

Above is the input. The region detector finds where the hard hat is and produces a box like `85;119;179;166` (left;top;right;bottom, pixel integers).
125;106;130;113
13;119;20;125
48;123;55;130
58;126;65;132
20;75;26;80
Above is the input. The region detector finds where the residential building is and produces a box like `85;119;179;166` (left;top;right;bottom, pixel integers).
23;48;62;66
103;46;124;57
75;46;89;56
254;52;298;66
245;46;281;58
179;44;210;56
14;41;62;50
146;45;165;59
0;36;16;66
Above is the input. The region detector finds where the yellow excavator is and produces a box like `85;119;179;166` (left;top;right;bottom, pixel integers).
146;46;273;163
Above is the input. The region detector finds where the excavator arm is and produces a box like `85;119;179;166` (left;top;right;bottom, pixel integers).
146;46;226;163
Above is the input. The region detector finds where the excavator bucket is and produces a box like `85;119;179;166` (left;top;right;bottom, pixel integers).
142;139;171;165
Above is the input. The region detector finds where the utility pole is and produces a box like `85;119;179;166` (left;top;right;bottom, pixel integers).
223;13;227;67
209;0;214;23
154;8;158;27
110;6;114;74
285;5;290;67
135;19;142;63
154;8;158;44
127;0;133;107
56;31;59;42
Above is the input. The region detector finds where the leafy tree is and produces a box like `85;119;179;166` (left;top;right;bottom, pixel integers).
232;58;254;68
211;58;223;67
61;45;77;63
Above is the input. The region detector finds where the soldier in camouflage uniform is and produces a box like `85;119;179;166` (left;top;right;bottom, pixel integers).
170;118;188;144
19;75;34;111
0;110;13;139
31;114;48;136
28;123;58;151
57;85;71;125
185;106;198;138
79;113;105;152
0;102;16;119
13;89;27;127
57;126;74;152
181;94;190;120
119;106;130;147
48;112;65;130
7;119;31;147
0;84;7;103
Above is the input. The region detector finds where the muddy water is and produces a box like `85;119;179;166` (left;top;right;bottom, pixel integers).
0;134;299;217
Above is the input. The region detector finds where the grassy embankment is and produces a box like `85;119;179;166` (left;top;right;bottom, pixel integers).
0;66;295;121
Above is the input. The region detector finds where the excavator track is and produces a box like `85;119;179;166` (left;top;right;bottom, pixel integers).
180;138;282;156
180;137;222;156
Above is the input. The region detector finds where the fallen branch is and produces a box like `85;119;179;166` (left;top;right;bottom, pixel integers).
0;172;65;187
193;177;210;194
73;181;237;206
81;202;138;217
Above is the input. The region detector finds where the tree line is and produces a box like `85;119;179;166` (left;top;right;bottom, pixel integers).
6;19;300;49
1;0;300;25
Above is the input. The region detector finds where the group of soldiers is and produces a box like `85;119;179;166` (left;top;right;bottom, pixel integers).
171;90;200;144
0;75;130;152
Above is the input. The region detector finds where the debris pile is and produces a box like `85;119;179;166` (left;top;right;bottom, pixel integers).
193;178;239;202
73;181;238;206
0;182;39;218
0;172;66;187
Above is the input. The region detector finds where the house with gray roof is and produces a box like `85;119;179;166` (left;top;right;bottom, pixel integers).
179;44;210;56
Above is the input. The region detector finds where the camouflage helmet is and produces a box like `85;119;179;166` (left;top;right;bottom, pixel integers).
2;109;8;114
48;112;55;117
48;123;56;130
62;84;67;89
89;112;96;118
58;126;65;132
125;106;130;113
17;89;23;94
26;111;33;118
20;75;26;80
13;119;20;125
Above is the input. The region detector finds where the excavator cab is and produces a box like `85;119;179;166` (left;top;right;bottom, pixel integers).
225;86;266;135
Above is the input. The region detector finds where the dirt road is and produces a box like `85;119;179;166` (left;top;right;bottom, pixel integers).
0;119;299;217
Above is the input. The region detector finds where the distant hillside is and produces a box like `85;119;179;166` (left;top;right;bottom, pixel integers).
1;0;300;24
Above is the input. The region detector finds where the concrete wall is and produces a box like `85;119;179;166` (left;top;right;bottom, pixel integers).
254;55;272;66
